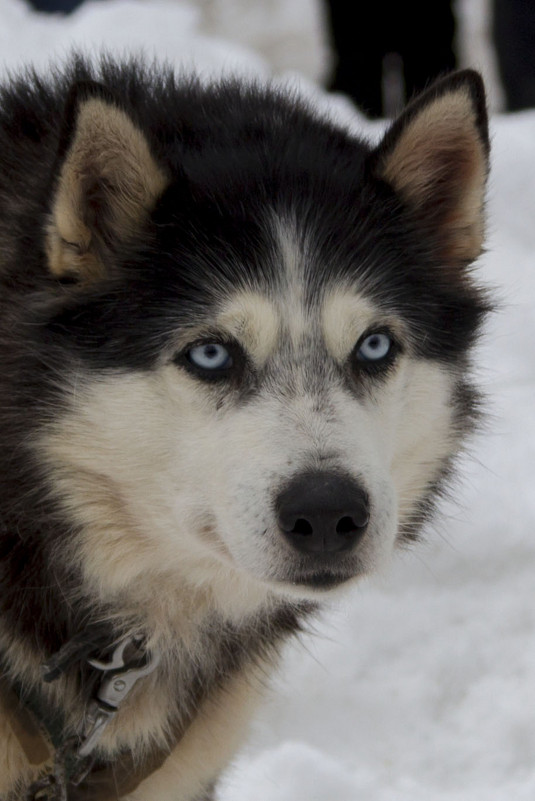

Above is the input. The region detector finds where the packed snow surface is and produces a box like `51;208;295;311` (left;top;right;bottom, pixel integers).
1;0;534;798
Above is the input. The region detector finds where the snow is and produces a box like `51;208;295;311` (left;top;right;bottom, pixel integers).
1;0;534;798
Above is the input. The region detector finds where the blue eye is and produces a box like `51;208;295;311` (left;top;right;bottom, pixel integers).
357;332;392;362
187;343;233;372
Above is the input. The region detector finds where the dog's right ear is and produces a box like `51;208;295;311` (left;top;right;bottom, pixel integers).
47;81;168;282
371;70;489;271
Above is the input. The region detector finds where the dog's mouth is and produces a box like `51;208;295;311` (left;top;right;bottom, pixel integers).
194;510;369;593
291;570;353;590
273;549;368;592
198;526;359;593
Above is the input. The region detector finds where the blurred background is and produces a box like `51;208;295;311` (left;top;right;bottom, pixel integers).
2;0;535;116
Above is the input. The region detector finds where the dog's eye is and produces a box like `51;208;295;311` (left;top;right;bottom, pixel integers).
186;343;233;372
356;332;392;362
175;339;244;383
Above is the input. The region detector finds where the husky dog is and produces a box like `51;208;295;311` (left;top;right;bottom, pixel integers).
0;58;490;800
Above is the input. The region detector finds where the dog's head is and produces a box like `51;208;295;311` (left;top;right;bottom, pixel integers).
37;69;490;607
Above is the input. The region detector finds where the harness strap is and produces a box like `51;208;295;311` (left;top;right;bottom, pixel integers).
0;676;173;800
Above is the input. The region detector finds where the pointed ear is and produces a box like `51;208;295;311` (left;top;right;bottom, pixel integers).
372;70;489;268
47;83;168;281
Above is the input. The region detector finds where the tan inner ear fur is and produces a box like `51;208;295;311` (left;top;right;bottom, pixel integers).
47;97;167;280
380;89;487;265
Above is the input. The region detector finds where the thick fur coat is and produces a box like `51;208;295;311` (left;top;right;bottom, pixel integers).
0;59;490;800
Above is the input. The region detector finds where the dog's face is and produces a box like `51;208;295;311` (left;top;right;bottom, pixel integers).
152;279;453;591
38;72;489;606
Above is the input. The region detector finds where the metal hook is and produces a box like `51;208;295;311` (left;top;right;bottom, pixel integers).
96;648;161;708
76;638;161;761
87;636;138;672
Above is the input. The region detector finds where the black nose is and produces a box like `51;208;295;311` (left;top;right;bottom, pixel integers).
276;471;370;554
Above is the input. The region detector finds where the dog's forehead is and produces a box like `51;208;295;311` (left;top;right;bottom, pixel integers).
215;288;378;363
214;220;380;364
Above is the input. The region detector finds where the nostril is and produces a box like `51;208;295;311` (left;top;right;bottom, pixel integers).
335;515;359;535
292;518;313;536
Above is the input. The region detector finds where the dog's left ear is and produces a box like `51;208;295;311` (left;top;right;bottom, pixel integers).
372;70;489;268
47;81;168;282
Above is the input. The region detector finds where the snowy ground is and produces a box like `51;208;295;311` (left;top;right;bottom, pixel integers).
1;1;534;799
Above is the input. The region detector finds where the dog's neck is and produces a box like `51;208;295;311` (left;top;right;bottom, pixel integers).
1;574;314;760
